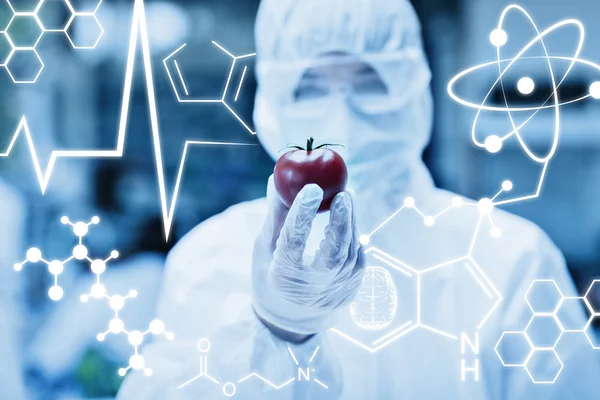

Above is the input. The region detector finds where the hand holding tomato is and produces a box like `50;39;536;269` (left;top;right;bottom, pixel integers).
252;175;365;338
274;137;348;212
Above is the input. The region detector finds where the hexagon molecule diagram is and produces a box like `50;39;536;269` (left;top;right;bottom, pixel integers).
0;0;106;83
350;266;398;331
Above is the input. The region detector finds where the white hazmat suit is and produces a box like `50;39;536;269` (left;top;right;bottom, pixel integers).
118;0;600;398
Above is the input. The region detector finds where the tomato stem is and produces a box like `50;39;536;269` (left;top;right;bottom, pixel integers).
314;143;344;150
281;137;344;153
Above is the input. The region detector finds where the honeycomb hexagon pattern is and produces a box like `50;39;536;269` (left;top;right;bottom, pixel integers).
496;279;600;383
495;331;533;366
350;266;398;331
525;280;563;314
525;315;563;349
0;0;105;83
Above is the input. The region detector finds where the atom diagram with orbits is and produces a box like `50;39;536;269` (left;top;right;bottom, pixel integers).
448;4;600;205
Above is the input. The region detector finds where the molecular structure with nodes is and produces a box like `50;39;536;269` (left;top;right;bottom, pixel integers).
14;216;174;377
329;4;600;354
0;0;105;83
163;41;256;135
177;338;327;397
495;279;600;384
330;180;512;353
359;179;513;246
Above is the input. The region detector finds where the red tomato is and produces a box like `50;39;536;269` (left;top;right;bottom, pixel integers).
274;138;348;212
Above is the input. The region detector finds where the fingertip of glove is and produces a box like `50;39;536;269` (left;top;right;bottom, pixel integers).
332;191;352;212
300;184;324;202
265;175;278;199
346;187;357;200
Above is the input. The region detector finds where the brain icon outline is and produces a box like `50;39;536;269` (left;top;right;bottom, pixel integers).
350;266;398;331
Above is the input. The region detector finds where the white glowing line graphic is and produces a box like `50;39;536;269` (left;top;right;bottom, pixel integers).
178;339;327;394
2;0;106;83
14;216;174;377
493;279;600;384
234;66;248;101
0;0;256;239
371;321;413;345
162;41;256;135
309;346;320;363
447;5;600;205
173;60;189;96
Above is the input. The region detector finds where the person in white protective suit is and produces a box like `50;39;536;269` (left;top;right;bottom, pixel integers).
118;0;600;398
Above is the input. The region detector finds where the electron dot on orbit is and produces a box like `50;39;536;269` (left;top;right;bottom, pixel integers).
590;81;600;99
490;29;507;47
485;135;503;153
517;77;535;95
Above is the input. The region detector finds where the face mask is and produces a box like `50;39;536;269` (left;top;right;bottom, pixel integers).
255;85;435;229
258;92;418;179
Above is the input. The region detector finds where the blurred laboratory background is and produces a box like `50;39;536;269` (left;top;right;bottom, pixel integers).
0;0;599;398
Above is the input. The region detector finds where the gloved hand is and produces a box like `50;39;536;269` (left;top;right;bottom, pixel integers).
252;176;365;338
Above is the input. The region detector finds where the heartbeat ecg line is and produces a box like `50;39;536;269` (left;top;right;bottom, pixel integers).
0;0;256;240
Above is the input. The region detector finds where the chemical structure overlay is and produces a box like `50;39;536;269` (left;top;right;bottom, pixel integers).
0;0;257;239
447;4;600;206
495;279;600;384
15;216;174;376
332;4;600;355
177;338;327;396
0;0;105;83
331;182;510;353
163;41;256;135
